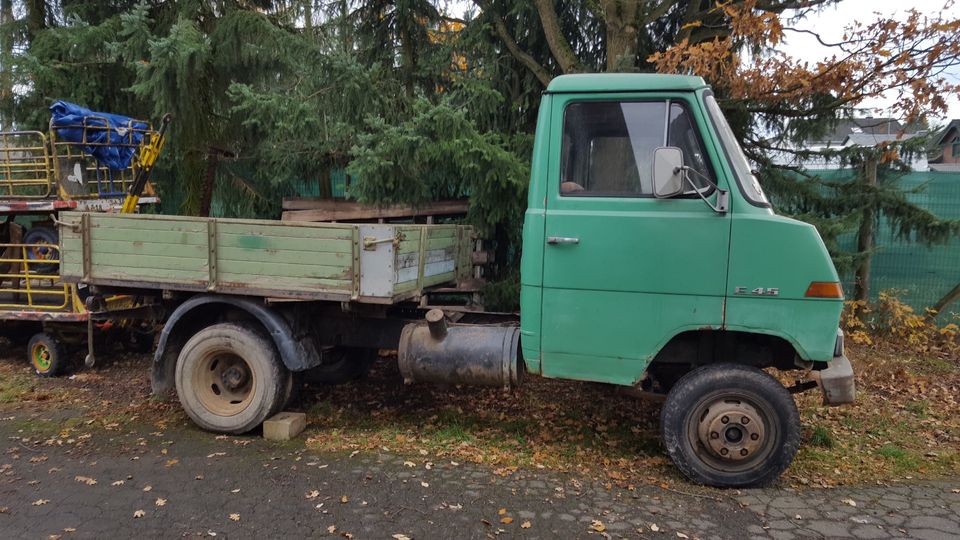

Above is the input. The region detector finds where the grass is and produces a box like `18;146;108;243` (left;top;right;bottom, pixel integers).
787;343;960;485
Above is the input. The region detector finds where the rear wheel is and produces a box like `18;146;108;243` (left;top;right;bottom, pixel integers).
175;323;290;434
28;332;67;377
660;363;800;488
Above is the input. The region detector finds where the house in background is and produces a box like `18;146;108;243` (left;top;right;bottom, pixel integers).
929;119;960;171
771;117;929;171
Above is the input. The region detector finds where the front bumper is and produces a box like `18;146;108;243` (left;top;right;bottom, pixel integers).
814;354;856;405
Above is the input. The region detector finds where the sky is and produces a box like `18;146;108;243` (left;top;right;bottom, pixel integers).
448;0;960;125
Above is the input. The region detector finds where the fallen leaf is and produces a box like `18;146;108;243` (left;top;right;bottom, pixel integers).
327;526;337;533
339;495;348;504
677;533;689;539
63;528;76;533
498;508;507;515
306;490;320;499
391;535;410;540
133;510;145;518
74;476;97;486
155;498;166;507
231;489;240;493
143;485;152;492
521;521;531;529
952;489;959;494
206;452;226;458
229;513;240;522
590;520;606;533
165;459;179;467
420;481;429;488
403;461;415;468
32;499;49;506
651;523;660;532
111;480;124;486
841;498;857;507
501;517;513;524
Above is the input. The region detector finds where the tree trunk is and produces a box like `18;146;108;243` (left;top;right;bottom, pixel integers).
1;0;13;129
853;157;878;302
303;0;313;36
602;0;640;72
26;0;47;40
532;0;582;73
928;282;960;319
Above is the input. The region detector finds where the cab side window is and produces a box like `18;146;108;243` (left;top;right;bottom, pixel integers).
560;100;714;197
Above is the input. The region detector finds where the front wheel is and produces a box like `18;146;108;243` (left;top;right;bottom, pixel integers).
660;363;800;488
28;332;67;377
175;323;291;434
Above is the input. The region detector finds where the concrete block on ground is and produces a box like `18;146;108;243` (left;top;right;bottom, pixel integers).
263;411;306;441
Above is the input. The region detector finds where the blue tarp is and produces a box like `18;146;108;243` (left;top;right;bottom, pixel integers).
49;100;147;170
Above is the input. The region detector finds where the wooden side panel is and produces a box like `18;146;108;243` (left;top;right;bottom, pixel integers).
59;212;358;299
58;212;473;302
214;221;355;294
392;224;462;296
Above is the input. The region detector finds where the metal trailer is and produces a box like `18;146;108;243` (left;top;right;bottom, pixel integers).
0;115;165;375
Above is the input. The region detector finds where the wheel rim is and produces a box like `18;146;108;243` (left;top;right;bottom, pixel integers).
191;351;256;416
686;392;779;474
27;241;54;261
32;342;52;372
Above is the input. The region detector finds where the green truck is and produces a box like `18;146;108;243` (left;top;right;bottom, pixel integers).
56;73;854;488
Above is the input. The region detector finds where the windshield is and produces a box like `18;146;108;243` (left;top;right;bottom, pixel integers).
703;94;769;206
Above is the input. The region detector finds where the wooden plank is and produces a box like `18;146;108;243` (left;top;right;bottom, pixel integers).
423;271;456;288
216;221;354;241
89;227;207;245
216;232;352;253
88;265;208;283
425;227;458;239
76;239;206;258
90;252;207;273
426;236;458;251
216;246;350;267
218;259;351;281
216;274;353;292
281;199;469;222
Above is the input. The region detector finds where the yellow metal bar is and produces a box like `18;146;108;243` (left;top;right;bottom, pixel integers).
0;241;69;311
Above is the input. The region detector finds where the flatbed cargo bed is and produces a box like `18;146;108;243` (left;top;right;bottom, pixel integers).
58;212;474;304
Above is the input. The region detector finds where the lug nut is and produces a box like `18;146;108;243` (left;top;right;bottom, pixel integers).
741;416;750;424
720;448;729;456
710;431;719;439
751;433;759;441
721;416;729;424
740;448;749;456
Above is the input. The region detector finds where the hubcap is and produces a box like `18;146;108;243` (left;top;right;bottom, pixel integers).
192;352;256;416
695;398;767;464
32;343;51;371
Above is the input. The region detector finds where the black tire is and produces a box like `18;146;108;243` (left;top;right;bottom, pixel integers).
303;347;376;385
660;363;801;488
125;326;155;354
175;323;291;434
28;332;67;377
23;226;59;275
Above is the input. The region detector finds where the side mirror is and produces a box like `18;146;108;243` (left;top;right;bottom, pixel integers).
652;147;685;198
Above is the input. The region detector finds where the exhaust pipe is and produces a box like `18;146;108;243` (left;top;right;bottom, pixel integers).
398;309;522;388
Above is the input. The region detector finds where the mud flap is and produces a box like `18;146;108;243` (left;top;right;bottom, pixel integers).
814;354;855;405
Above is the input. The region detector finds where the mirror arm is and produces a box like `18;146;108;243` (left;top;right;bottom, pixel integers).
675;166;729;214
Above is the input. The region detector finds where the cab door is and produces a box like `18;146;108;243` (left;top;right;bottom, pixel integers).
539;94;731;385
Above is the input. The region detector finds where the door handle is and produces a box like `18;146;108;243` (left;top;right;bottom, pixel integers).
546;236;580;245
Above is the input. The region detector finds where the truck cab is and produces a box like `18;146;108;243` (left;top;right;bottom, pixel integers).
518;74;854;486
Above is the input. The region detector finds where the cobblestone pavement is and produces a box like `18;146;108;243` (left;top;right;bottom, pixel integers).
0;411;957;539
